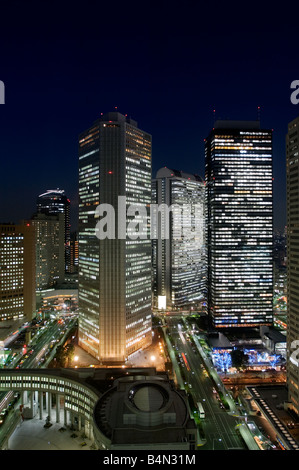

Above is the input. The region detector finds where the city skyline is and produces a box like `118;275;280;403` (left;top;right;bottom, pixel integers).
0;103;294;234
1;0;299;454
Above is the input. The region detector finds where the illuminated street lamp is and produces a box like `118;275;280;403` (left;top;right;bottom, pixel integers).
213;438;222;450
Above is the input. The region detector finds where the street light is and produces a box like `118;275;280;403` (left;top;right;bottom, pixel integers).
213;438;222;450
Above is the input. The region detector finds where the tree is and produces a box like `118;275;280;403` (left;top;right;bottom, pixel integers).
230;348;248;370
65;343;75;366
54;345;67;367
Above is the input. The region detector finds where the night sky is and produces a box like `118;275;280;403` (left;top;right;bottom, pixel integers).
1;1;299;232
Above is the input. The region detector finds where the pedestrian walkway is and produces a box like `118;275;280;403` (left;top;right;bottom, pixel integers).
8;412;94;450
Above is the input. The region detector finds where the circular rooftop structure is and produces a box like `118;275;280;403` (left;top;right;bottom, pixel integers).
130;383;169;412
93;375;197;449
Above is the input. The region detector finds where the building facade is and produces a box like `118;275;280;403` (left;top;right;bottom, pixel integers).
70;231;79;274
286;116;299;416
78;112;152;363
205;120;273;328
0;223;36;321
152;167;205;310
31;212;65;290
37;189;71;273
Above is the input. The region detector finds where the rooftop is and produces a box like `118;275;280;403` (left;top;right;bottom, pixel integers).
214;119;261;130
93;374;196;446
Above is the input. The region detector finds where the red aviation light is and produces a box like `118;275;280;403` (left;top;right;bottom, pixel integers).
108;171;113;174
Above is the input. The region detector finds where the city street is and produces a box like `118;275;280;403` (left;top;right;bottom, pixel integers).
164;316;247;450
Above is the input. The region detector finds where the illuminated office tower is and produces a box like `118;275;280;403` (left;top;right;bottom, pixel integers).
205;120;273;328
70;231;79;273
78;112;152;363
31;212;65;289
286;116;299;415
152;167;205;310
0;223;36;321
37;189;71;273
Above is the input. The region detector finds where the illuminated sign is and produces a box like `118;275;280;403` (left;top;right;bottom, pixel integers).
158;296;166;310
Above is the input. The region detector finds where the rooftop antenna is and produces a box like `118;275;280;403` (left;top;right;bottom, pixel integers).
257;105;261;122
213;108;216;126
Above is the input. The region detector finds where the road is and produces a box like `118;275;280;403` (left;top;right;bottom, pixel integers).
9;317;77;369
165;316;248;450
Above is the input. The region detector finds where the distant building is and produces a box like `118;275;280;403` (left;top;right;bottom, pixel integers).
0;223;36;321
205;120;273;328
152;167;205;310
69;231;78;273
262;327;286;358
38;288;78;318
30;212;65;290
286;116;299;416
78;112;152;363
273;230;287;268
37;189;71;273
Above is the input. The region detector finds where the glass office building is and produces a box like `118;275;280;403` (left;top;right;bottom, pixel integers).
30;212;65;290
37;189;71;273
78;112;152;363
0;223;36;321
286;116;299;416
205;120;273;328
152;167;205;310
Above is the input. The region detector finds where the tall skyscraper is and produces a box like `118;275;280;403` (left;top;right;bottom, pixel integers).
286;116;299;416
205;120;273;328
37;189;71;273
30;212;65;290
78;112;152;363
0;223;36;321
152;167;205;310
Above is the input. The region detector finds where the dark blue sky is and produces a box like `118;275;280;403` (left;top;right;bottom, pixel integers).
0;1;298;231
